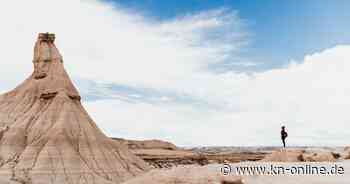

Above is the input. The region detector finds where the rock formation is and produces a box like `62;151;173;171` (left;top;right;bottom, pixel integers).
262;149;305;162
122;165;244;184
0;33;149;184
262;149;337;162
114;139;268;169
113;138;177;150
302;151;337;162
344;147;350;159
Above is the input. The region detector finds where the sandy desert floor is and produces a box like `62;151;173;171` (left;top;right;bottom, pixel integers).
226;161;350;184
122;161;350;184
118;139;349;183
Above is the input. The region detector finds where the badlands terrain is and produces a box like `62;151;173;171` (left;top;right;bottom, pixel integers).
119;141;350;184
0;33;348;183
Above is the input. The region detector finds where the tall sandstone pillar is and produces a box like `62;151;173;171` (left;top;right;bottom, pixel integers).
0;33;149;184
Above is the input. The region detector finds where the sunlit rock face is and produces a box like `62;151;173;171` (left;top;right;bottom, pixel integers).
0;33;150;184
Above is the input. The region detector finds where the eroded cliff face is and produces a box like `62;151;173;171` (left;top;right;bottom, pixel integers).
0;33;150;184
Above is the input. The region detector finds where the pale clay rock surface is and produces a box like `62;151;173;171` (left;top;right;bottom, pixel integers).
0;33;150;184
122;165;243;184
344;147;350;159
262;149;337;162
114;138;177;150
242;160;350;184
122;161;350;184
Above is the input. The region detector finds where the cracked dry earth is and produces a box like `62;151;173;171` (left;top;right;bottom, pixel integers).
0;33;150;184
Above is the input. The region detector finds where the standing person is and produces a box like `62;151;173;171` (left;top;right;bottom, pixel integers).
281;126;288;148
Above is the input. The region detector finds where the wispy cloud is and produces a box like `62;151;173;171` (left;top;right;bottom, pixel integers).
0;0;349;146
84;46;350;146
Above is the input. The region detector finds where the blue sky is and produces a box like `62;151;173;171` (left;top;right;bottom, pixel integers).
1;0;350;146
111;0;350;70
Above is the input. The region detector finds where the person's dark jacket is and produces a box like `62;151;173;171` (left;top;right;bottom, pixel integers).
281;130;288;140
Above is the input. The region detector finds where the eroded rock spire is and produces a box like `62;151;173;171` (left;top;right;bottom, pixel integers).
0;33;150;183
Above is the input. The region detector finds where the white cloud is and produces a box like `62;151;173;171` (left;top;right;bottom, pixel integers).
0;0;349;146
0;0;248;94
85;46;350;147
